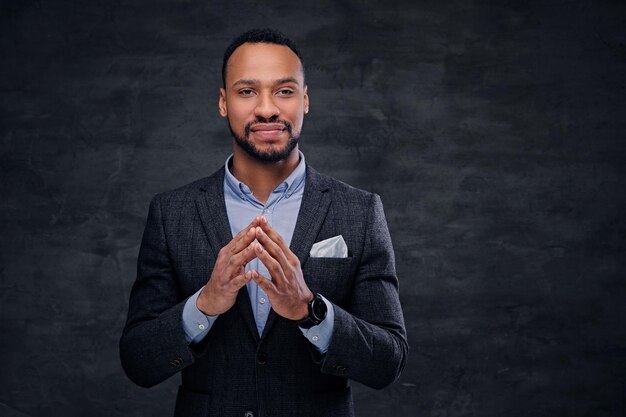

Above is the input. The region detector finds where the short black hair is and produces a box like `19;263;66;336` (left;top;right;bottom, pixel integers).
222;28;304;87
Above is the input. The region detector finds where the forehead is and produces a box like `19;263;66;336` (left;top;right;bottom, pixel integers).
225;42;304;86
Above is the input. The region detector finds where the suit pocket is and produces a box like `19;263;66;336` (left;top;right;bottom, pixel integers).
174;386;211;417
303;257;356;302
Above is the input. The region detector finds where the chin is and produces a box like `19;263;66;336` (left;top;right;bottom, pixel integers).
234;134;299;163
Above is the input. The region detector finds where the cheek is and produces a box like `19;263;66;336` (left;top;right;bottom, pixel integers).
293;110;306;131
227;103;252;126
286;103;305;124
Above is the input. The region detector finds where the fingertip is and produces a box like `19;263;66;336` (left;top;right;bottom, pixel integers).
249;270;258;282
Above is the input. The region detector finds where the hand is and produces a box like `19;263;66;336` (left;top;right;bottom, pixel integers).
250;217;314;321
197;217;262;316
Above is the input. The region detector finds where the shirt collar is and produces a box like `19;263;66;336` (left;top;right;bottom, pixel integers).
224;151;306;201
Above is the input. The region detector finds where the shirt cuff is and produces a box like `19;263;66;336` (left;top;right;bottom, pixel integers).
298;295;335;353
182;286;219;344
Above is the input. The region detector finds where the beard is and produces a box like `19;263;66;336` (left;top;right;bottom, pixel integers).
229;117;300;163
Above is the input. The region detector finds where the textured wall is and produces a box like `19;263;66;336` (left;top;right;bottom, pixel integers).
1;1;625;416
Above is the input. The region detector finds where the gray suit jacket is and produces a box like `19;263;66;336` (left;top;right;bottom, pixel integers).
120;165;408;417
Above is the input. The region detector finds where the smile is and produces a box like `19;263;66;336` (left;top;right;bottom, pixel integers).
249;123;287;139
250;123;286;133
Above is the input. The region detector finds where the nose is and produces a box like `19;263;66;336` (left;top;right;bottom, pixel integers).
254;92;280;120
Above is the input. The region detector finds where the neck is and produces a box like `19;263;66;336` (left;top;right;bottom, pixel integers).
230;144;300;204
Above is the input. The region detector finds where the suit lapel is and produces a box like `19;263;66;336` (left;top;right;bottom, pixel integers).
290;166;332;266
261;166;331;340
195;168;232;256
195;168;260;342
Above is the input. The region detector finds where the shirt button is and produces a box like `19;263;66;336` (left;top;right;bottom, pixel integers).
244;411;254;417
259;297;266;304
198;324;206;330
311;335;319;342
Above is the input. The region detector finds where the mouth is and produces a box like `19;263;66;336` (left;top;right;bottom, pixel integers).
249;123;288;140
250;123;286;132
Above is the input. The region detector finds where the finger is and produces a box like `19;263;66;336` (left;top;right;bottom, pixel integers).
255;227;290;270
258;217;294;259
229;216;262;253
250;269;277;294
233;241;259;266
254;242;286;284
228;269;254;291
224;242;258;278
212;264;243;287
231;217;259;242
230;224;257;253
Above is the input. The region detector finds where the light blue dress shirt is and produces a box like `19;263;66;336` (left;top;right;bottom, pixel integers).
182;152;334;353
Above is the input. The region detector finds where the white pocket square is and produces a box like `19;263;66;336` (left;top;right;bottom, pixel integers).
309;235;348;258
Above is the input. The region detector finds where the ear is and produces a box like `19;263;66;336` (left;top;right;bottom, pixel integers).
303;85;309;115
218;88;228;118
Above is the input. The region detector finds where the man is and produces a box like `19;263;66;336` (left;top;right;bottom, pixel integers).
120;28;408;417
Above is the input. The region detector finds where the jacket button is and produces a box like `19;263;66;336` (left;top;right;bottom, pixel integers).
169;357;183;367
256;353;267;365
334;364;347;373
244;411;254;417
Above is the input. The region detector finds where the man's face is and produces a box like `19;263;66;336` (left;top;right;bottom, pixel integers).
219;42;309;162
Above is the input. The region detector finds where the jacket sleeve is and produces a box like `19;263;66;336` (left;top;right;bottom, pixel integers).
320;193;408;389
119;194;198;388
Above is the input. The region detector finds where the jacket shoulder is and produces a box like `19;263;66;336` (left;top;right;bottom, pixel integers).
307;166;377;206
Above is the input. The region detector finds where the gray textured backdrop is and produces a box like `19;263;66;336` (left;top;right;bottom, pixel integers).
1;1;625;416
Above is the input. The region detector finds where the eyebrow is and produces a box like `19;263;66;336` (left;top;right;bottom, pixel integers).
231;77;301;88
275;77;300;86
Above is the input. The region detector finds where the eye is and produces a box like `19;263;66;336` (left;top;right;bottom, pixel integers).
239;89;255;96
276;89;294;96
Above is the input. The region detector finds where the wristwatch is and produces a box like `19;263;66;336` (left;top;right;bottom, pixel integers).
296;293;327;329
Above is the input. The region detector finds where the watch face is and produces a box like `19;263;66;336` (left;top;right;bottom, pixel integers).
311;295;327;321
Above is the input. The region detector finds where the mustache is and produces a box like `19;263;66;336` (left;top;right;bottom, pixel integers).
244;116;292;136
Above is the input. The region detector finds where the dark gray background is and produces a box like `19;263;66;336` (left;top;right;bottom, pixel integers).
1;0;625;416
